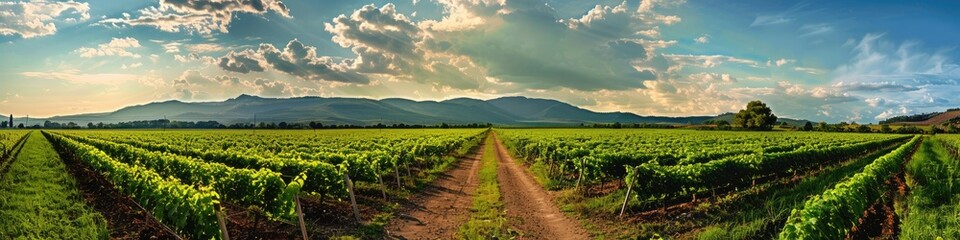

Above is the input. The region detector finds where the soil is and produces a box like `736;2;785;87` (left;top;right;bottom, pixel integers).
846;138;920;240
47;132;181;240
384;138;485;240
492;133;590;239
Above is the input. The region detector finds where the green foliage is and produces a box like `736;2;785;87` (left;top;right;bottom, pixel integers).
498;129;910;204
59;134;297;220
779;135;921;239
45;132;223;239
733;100;778;130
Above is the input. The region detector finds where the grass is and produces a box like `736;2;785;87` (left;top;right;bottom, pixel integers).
900;136;960;239
0;131;108;239
458;136;510;239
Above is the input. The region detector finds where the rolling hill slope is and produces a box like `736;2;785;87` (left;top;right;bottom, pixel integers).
31;95;730;126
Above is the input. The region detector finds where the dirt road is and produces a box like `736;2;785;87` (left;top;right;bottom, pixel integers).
493;133;590;239
386;139;485;239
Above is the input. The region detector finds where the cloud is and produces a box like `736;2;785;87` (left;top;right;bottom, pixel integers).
694;34;709;44
99;0;291;34
831;33;960;118
799;23;832;37
865;97;886;107
19;70;136;85
833;82;921;92
0;1;90;38
774;58;793;67
245;78;290;97
750;2;808;27
664;54;761;70
218;39;369;84
834;33;958;84
794;67;824;75
75;37;142;58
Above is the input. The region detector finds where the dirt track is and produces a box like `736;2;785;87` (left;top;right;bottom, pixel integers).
493;133;590;239
386;139;484;239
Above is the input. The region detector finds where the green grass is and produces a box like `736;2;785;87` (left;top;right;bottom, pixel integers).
459;136;510;239
900;137;960;239
0;131;108;239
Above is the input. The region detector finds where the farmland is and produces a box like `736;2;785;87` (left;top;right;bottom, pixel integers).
1;128;958;239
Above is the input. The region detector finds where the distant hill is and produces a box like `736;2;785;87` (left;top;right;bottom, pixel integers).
24;95;733;126
883;109;960;126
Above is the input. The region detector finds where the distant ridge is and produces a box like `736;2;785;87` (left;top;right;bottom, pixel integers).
28;95;791;126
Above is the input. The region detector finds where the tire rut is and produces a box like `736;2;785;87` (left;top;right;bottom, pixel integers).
492;132;589;239
386;138;486;239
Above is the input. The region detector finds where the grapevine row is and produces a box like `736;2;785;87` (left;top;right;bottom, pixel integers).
779;135;921;239
44;132;223;239
57;133;301;219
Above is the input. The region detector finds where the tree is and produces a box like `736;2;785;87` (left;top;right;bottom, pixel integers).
732;100;778;130
17;123;24;129
802;122;814;131
856;124;872;133
817;122;829;131
880;124;893;133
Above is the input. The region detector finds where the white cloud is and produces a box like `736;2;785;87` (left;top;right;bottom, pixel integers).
20;70;136;85
794;67;824;75
799;23;832;37
99;0;291;34
74;37;142;58
664;54;760;69
694;34;709;44
218;39;368;83
775;58;793;67
0;1;90;38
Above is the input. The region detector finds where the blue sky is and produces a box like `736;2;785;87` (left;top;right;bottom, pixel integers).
1;0;958;123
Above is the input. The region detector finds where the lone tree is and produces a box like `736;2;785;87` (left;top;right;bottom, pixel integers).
733;100;778;130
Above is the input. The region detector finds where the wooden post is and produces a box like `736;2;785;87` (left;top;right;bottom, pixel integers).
344;173;361;223
377;175;387;201
395;167;402;189
295;196;308;240
618;183;633;218
216;208;230;240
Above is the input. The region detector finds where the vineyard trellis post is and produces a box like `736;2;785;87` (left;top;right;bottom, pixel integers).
618;181;633;218
216;207;230;240
295;196;308;240
344;173;361;223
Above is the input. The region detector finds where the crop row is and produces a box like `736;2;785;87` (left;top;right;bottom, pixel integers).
779;135;920;239
44;132;224;239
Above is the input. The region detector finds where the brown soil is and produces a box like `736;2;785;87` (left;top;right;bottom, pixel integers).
492;133;590;239
47;132;181;239
384;138;485;239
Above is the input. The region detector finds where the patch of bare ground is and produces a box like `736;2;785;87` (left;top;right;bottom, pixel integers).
493;133;590;239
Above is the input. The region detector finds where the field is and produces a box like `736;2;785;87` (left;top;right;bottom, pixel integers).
0;128;958;239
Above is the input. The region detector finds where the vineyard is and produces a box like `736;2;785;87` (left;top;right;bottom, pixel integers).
2;128;960;239
39;129;486;239
493;129;955;239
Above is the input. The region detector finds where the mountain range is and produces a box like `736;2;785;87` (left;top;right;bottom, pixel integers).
7;95;803;126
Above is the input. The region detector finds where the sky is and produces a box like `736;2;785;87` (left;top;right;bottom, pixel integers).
1;0;959;123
